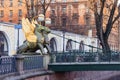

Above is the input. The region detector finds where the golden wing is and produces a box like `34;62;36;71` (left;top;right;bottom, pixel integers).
26;18;35;32
22;18;37;42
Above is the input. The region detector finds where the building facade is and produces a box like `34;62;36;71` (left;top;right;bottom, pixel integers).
0;22;97;56
0;0;119;51
47;0;119;51
0;0;26;24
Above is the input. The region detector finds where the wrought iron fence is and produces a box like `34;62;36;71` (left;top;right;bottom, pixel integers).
50;50;120;63
0;56;16;75
0;55;44;75
23;55;43;70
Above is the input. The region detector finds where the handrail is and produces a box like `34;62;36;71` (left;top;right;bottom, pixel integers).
50;32;117;52
50;32;102;49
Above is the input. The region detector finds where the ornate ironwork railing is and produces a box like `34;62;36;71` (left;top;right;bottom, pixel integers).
0;57;16;75
0;55;44;75
50;50;120;63
23;55;43;70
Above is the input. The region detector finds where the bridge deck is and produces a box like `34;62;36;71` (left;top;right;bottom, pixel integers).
48;62;120;71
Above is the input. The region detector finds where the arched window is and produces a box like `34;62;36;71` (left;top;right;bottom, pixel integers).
50;38;57;52
66;39;72;51
79;41;84;51
0;31;8;56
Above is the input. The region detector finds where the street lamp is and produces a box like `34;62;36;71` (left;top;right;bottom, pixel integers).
37;14;51;25
45;18;51;25
38;14;45;22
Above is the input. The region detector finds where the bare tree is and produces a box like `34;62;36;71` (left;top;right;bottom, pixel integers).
24;0;52;25
89;0;120;58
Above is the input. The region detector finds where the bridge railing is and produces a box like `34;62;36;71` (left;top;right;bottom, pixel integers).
23;55;43;70
50;50;120;63
0;55;44;75
0;56;16;75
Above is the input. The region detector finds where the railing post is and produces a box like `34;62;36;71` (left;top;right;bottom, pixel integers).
15;55;24;74
43;54;50;69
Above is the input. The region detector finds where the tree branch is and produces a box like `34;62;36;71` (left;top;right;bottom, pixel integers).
104;0;118;39
100;0;106;17
25;0;30;18
40;0;45;9
45;0;52;12
112;13;120;25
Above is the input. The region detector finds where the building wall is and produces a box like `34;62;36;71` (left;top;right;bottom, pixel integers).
49;30;97;52
0;0;119;51
0;23;16;56
25;71;120;80
0;22;97;56
46;0;119;51
0;0;27;23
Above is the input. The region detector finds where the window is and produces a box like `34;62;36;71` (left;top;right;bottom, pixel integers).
0;0;4;7
0;10;4;18
74;0;78;2
18;20;21;24
41;0;44;4
51;18;55;25
9;0;13;7
0;20;3;22
62;18;67;26
51;0;55;3
50;38;57;52
62;7;66;14
9;20;12;22
18;0;22;6
66;39;72;51
18;9;22;17
51;9;55;14
62;0;66;2
9;10;13;17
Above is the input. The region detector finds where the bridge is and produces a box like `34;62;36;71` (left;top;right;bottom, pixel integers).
0;22;120;80
48;51;120;71
0;43;120;80
0;50;120;80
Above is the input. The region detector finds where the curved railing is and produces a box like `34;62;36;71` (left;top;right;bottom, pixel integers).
0;55;44;75
0;56;17;75
50;50;120;63
23;55;43;70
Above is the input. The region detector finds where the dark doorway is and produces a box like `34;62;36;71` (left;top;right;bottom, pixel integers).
50;38;57;52
0;31;8;56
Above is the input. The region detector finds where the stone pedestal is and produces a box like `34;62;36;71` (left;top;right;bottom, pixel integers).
15;54;24;74
43;54;50;69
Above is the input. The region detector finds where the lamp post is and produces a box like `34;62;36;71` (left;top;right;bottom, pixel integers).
62;19;66;53
14;24;22;49
118;6;120;51
63;30;65;53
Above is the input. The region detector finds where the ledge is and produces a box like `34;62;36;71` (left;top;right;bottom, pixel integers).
2;69;54;80
48;62;120;71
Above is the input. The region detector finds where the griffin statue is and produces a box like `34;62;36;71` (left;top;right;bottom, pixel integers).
17;17;51;55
